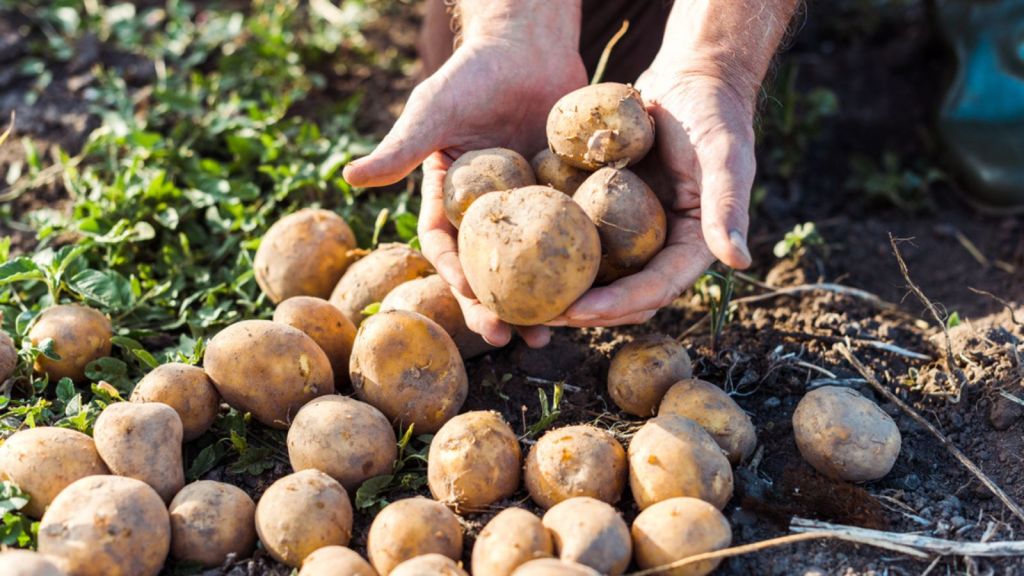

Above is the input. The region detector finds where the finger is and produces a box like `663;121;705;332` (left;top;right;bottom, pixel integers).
515;325;552;348
552;309;658;328
697;131;756;269
419;152;473;297
451;288;513;347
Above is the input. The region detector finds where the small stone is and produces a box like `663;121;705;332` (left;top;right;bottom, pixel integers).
763;397;781;408
903;474;922;490
951;515;967;528
989;394;1023;430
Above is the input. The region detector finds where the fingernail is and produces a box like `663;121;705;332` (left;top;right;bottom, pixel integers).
568;313;598;322
729;229;752;266
546;319;568;327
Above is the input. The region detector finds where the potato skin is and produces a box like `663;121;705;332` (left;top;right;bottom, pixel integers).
350;310;467;434
299;546;378;576
531;149;589;195
380;275;491;359
628;415;733;511
255;469;353;567
459;186;601;325
0;330;16;383
512;559;601;576
367;497;463;576
254;208;357;303
0;427;109;518
542;497;632;576
390;554;468;576
130;362;220;441
0;550;67;576
204;320;334;429
274;296;357;388
39;475;170;576
659;379;757;464
792;386;902;482
607;335;693;417
28;304;112;383
443;148;536;228
546;83;654;170
472;508;553;576
329;243;433;326
631;497;732;576
525;425;627;509
287;395;398;492
428;411;521;510
168;481;257;567
93;402;184;503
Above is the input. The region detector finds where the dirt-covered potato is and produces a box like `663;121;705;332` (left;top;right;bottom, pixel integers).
299;546;378;576
542;497;632;576
329;243;433;326
0;330;16;384
380;275;491;358
792;386;902;482
531;149;589;195
459;186;600;325
0;550;67;576
607;335;693;417
472;508;553;576
204;320;334;429
367;497;463;575
628;415;733;511
525;424;627;509
274;296;357;387
254;208;357;303
443;147;536;228
573;168;666;283
255;469;353;567
659;379;757;464
28;304;112;383
129;362;220;441
93;402;184;503
350;310;467;434
631;497;732;576
511;559;601;576
390;554;468;576
546;83;654;170
0;427;109;518
287;395;397;492
39;475;170;576
428;411;521;510
169;481;257;567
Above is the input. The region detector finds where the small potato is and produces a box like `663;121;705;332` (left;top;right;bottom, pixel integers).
546;83;654;170
93;402;184;503
254;208;357;303
255;469;353;567
512;559;601;576
607;335;693;417
350;310;467;434
0;548;68;576
329;243;433;326
39;475;170;576
472;508;553;576
531;149;589;195
631;497;732;576
130;362;220;441
380;275;491;358
28;304;112;383
287;395;398;492
525;425;627;509
169;481;257;567
274;296;357;387
300;546;378;576
542;497;631;576
792;386;902;482
367;497;463;575
0;427;109;518
0;330;16;383
390;554;468;576
459;186;601;325
659;379;757;464
428;411;521;510
443;148;536;228
204;320;334;429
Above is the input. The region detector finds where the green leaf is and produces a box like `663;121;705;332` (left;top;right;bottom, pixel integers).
394;212;418;241
946;311;961;329
361;302;380;317
0;482;29;514
0;258;44;284
70;269;135;310
187;443;226;482
55;378;75;404
355;474;393;509
84;357;128;382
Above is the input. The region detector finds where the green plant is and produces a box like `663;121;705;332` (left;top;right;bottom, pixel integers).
846;152;943;212
758;63;839;180
694;269;736;352
773;222;824;259
354;424;431;511
0;481;37;548
525;381;565;438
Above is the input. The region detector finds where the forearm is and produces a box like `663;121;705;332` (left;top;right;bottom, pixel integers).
457;0;582;50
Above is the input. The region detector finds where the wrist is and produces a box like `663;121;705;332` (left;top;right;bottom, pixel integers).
457;0;582;54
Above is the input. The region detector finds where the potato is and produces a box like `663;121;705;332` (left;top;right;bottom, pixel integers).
472;508;553;576
129;363;220;441
443;147;536;228
367;497;463;575
300;546;378;576
629;415;734;511
546;83;654;170
0;427;108;518
255;469;353;567
531;149;589;195
428;411;521;510
511;559;601;576
607;335;693;417
659;379;757;464
390;554;468;576
274;296;357;387
542;497;631;576
524;424;626;509
28;304;112;383
39;475;170;576
204;320;334;429
329;243;433;326
93;402;183;503
0;330;16;383
792;386;902;482
287;395;397;492
380;275;491;358
350;310;467;434
573;168;666;283
0;548;68;576
631;497;732;576
169;480;257;567
254;208;357;303
459;186;601;325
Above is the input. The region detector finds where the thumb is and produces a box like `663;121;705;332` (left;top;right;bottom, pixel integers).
699;132;755;269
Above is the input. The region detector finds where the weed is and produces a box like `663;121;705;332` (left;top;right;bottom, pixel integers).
846;152;943;212
758;63;839;180
0;481;37;548
355;424;431;512
525;381;565;438
694;269;736;352
773;222;824;259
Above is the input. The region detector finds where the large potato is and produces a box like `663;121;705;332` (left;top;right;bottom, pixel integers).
792;386;902;482
631;497;732;576
659;379;757;464
472;508;553;576
300;546;378;576
525;424;627;509
28;304;112;383
367;497;463;575
255;469;353;567
254;208;357;303
542;497;631;576
546;83;654;170
531;149;589;195
329;243;433;326
93;402;184;503
512;559;601;576
380;275;491;358
274;296;357;387
39;475;170;576
0;427;108;518
428;411;521;510
390;554;468;576
0;330;16;383
443;147;536;228
287;395;398;492
169;481;256;567
350;310;467;434
607;335;692;417
129;362;220;441
0;548;68;576
204;320;334;429
459;186;600;325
